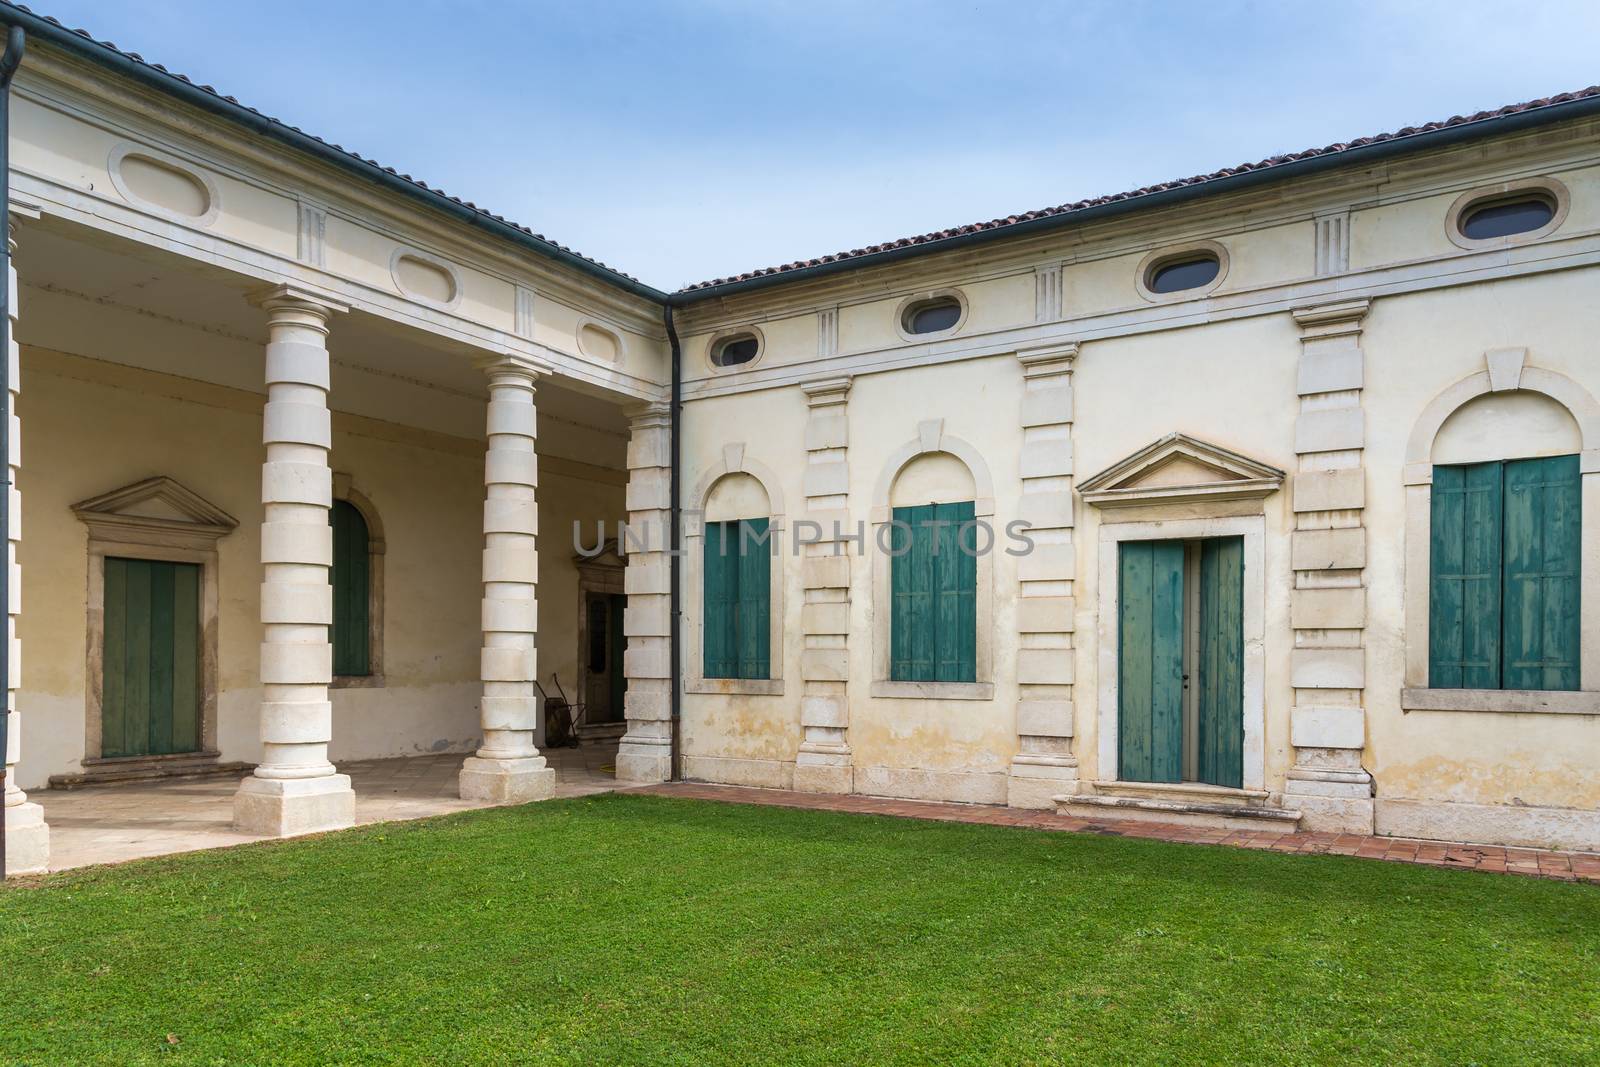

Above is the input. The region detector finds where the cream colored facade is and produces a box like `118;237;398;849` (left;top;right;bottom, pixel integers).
3;18;1599;874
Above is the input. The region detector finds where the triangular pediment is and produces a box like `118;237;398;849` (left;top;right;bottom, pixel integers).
1079;433;1284;507
72;476;238;533
574;539;626;570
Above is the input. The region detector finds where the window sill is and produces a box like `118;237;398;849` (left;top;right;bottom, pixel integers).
331;675;385;690
686;677;784;696
870;680;994;701
1401;687;1600;716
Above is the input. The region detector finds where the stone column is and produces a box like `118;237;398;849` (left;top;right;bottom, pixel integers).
460;357;556;802
3;223;47;875
616;402;674;783
233;285;356;836
1284;300;1375;833
1008;342;1081;807
794;377;854;793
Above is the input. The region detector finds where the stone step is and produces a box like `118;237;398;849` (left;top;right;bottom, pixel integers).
48;758;253;790
1054;792;1303;832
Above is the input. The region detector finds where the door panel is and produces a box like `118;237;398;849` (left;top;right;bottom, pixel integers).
606;592;627;722
102;557;202;758
1197;537;1245;789
1118;540;1185;783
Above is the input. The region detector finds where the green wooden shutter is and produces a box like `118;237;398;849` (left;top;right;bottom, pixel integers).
1118;540;1184;784
703;521;738;679
1197;536;1244;789
891;505;931;681
891;503;976;683
933;501;977;682
1501;454;1581;691
1429;462;1503;689
736;518;771;679
330;501;371;677
102;557;201;757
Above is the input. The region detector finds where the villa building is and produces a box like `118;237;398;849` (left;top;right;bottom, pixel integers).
3;4;1598;875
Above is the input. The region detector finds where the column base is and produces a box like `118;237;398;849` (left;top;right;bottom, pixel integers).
4;801;50;876
616;739;672;784
1007;756;1080;809
1285;768;1375;834
458;756;555;804
793;759;853;795
233;773;355;837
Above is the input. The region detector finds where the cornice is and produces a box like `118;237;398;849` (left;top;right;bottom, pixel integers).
13;50;668;338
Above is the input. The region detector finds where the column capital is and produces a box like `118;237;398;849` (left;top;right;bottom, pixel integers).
249;283;350;322
1017;341;1079;376
1291;298;1370;341
801;375;852;406
625;400;671;429
475;353;553;384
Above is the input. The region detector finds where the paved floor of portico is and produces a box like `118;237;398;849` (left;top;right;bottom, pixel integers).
38;743;619;872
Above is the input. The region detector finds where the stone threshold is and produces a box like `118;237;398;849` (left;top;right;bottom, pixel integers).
638;781;1600;885
48;751;253;790
1056;792;1301;832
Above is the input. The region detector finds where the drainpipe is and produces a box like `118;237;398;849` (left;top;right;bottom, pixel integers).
0;22;25;881
664;305;683;780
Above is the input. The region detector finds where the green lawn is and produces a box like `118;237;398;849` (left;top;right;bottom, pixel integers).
1;795;1596;1065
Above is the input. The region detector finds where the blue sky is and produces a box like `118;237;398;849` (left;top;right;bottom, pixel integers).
32;1;1600;289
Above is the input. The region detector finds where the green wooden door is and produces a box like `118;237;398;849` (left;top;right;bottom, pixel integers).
606;592;628;722
1118;540;1185;783
102;557;201;757
1196;537;1245;789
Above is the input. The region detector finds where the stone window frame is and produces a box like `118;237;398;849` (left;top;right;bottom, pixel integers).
1092;513;1270;793
1134;240;1230;304
1444;176;1570;253
869;419;996;700
893;288;969;344
705;324;767;374
1400;348;1600;715
329;473;386;689
684;443;787;696
71;476;238;770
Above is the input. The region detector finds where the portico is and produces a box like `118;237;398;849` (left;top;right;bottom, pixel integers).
0;65;668;870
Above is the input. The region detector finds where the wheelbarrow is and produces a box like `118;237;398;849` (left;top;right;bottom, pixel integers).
535;673;586;749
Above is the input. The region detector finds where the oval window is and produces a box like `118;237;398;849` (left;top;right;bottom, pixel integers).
904;298;962;335
1459;195;1556;241
711;334;759;368
1147;254;1221;294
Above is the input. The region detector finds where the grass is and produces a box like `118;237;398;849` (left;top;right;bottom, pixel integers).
1;795;1596;1065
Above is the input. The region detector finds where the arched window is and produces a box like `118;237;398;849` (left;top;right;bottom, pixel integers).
1427;394;1582;692
888;453;978;683
869;420;996;700
686;450;786;696
330;498;373;678
1402;352;1600;713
